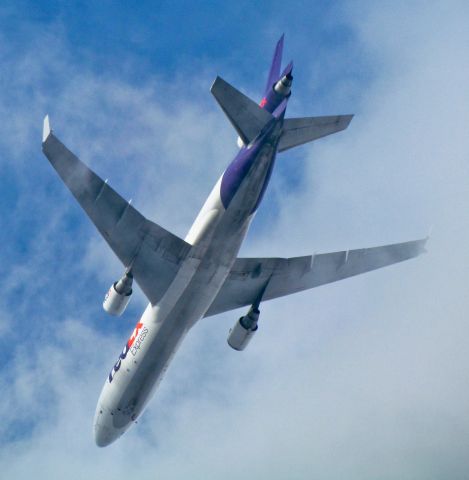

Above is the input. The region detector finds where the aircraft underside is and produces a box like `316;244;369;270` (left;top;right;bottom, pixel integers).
40;35;427;447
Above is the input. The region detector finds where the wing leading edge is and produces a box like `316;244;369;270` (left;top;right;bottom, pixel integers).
42;116;191;305
205;238;427;317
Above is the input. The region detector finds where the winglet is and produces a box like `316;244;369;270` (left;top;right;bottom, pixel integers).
422;226;432;253
42;115;51;143
426;224;433;240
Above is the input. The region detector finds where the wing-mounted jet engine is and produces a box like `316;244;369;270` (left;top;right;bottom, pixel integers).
103;270;133;316
227;277;270;351
227;305;260;351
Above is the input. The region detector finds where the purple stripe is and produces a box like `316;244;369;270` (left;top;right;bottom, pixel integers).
252;154;275;213
220;138;277;214
220;144;260;209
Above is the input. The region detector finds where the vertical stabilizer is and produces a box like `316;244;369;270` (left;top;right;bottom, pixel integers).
264;34;284;96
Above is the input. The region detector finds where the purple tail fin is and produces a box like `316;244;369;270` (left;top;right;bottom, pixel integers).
264;34;284;96
280;60;293;79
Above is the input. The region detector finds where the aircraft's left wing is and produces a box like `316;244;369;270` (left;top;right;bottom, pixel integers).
42;116;191;305
204;238;427;317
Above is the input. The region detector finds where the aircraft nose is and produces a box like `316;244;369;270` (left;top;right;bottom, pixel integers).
93;406;120;447
94;423;115;447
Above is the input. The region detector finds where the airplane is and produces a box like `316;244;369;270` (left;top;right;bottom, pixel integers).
41;35;427;447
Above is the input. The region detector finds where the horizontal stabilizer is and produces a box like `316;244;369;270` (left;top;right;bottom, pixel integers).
278;114;353;152
211;76;273;145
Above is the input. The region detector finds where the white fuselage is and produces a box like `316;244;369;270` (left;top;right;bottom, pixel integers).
93;133;279;447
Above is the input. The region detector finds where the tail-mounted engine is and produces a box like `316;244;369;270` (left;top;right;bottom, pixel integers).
103;271;133;316
227;306;260;351
273;71;293;97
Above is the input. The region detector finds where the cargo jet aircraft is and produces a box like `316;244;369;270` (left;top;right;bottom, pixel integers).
41;36;426;447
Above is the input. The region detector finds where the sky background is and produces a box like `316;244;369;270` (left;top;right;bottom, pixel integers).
0;1;468;478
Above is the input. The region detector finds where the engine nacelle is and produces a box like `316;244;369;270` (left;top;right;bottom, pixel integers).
103;271;133;316
227;307;260;351
274;72;293;97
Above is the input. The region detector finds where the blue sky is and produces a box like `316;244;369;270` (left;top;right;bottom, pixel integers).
1;1;469;478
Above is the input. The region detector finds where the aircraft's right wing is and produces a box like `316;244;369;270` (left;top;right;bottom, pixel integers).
41;116;191;305
205;238;427;317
